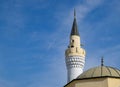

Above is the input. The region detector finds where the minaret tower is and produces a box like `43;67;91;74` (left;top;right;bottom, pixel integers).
65;10;86;82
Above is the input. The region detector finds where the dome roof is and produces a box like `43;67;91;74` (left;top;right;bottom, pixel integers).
77;66;120;79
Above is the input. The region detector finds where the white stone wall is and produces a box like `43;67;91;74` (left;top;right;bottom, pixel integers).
66;56;85;82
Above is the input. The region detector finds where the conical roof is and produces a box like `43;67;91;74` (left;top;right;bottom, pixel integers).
77;66;120;79
70;10;79;36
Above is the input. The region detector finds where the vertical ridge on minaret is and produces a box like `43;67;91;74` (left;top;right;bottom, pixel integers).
70;9;79;36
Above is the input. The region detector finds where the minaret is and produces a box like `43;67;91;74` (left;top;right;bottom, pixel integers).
65;10;86;82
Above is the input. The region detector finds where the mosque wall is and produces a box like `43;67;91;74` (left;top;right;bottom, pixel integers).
75;78;108;87
107;78;120;87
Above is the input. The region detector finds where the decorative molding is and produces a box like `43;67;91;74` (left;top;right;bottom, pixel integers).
66;56;85;68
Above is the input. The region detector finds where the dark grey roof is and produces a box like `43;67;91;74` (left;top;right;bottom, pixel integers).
77;66;120;79
70;10;79;36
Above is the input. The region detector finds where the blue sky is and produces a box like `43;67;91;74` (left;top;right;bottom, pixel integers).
0;0;120;87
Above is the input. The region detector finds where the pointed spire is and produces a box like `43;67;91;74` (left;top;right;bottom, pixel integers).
74;9;76;19
101;56;104;66
70;9;79;36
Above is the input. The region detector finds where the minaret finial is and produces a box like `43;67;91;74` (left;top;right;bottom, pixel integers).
101;56;104;66
70;9;79;36
74;8;76;19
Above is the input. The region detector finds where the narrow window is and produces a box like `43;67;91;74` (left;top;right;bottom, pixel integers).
72;40;74;42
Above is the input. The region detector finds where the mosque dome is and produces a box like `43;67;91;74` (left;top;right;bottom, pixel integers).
77;66;120;79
